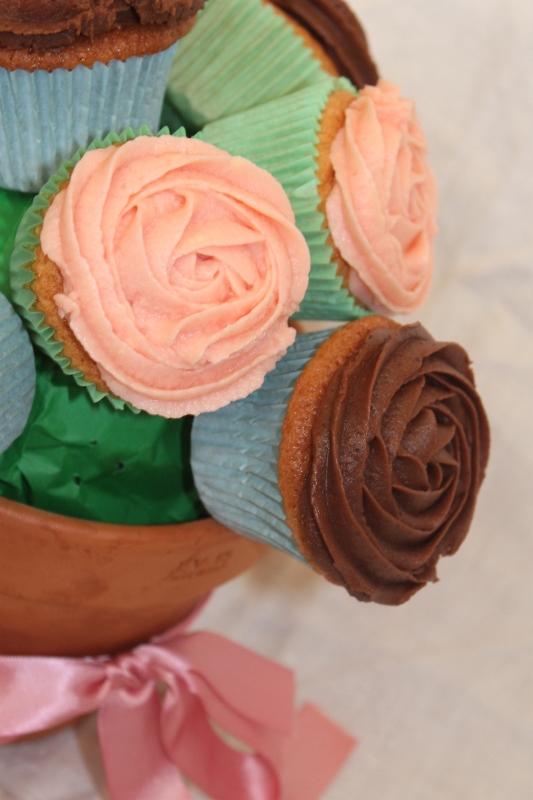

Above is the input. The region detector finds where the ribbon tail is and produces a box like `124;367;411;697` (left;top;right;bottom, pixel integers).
163;687;279;800
98;688;192;800
279;704;357;800
165;632;295;738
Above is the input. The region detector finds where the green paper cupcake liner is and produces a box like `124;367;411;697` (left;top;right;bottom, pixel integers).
203;80;372;321
9;125;189;412
166;0;329;129
191;328;333;560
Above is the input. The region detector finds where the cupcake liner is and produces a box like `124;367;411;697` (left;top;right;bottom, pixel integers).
191;328;333;559
166;0;328;129
0;293;35;455
203;81;372;321
0;351;204;526
9;125;187;411
0;43;178;193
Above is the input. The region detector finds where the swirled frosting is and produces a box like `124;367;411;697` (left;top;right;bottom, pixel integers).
0;0;203;50
326;80;438;315
286;321;490;605
40;135;310;417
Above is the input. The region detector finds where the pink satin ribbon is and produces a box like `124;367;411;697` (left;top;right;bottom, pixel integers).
0;602;355;800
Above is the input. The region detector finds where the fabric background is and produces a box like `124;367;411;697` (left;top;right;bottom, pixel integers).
1;0;532;796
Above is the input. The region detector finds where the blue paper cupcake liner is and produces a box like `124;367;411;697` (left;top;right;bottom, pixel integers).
191;328;333;559
0;293;35;454
0;43;177;193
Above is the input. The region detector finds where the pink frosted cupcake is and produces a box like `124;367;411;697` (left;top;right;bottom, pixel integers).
10;128;310;416
323;80;438;315
203;78;438;319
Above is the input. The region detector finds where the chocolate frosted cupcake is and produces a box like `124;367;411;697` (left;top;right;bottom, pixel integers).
269;0;379;89
191;317;490;605
0;0;205;192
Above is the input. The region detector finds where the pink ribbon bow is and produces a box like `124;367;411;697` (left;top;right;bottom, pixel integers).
0;603;355;800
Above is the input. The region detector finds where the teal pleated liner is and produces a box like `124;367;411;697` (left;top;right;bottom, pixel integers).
9;125;189;412
0;293;35;455
0;43;177;193
203;80;372;321
191;328;333;560
166;0;329;129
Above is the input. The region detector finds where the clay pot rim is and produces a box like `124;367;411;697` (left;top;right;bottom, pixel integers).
0;494;215;545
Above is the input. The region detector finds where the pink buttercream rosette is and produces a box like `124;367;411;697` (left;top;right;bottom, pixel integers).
326;80;438;315
40;135;310;417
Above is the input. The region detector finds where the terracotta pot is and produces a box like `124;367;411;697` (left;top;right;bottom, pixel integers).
0;496;267;657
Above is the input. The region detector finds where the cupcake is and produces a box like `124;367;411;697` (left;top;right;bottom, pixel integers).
10;127;310;416
166;0;329;130
191;316;490;605
0;292;35;455
0;0;206;192
204;78;438;319
269;0;380;89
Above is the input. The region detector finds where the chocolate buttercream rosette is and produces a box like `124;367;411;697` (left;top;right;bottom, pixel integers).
204;77;438;319
10;125;310;417
0;0;202;59
166;0;329;130
191;316;490;605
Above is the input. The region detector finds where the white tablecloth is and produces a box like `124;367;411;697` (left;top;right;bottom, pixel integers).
2;0;532;797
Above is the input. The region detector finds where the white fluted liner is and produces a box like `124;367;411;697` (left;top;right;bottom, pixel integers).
0;44;177;192
191;329;333;559
0;293;35;454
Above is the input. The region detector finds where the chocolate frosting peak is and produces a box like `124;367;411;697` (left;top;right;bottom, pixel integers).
0;0;203;50
298;323;490;605
270;0;379;88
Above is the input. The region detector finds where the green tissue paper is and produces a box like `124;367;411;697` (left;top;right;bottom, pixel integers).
0;188;33;301
0;352;205;526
